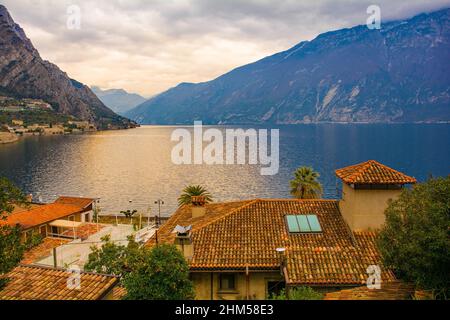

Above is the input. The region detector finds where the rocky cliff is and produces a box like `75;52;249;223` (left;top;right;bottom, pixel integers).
0;5;134;129
128;8;450;124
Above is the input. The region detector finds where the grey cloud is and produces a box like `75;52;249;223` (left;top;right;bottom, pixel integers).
2;0;450;96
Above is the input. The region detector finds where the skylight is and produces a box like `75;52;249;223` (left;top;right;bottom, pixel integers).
285;214;322;233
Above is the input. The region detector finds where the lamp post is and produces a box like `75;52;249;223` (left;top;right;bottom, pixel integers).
154;199;164;227
146;206;152;228
129;199;133;225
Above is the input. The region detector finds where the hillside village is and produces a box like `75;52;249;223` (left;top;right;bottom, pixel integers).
1;160;442;301
0;95;97;144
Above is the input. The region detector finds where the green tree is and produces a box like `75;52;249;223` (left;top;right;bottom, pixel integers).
377;177;450;299
123;244;195;300
270;287;323;300
120;209;138;219
289;167;323;199
84;235;142;277
85;239;194;300
0;178;28;288
177;185;212;207
0;177;27;217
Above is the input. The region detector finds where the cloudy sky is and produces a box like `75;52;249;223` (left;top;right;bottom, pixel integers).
3;0;450;97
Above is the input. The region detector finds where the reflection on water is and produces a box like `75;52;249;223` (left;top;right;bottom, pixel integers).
0;124;449;216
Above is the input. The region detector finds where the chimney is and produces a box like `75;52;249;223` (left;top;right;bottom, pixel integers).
174;226;193;261
191;196;206;218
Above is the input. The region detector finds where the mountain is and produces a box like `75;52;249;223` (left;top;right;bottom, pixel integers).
0;5;135;129
128;9;450;124
91;86;147;116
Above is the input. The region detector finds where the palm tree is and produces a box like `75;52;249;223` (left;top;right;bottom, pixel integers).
290;167;323;199
178;185;213;207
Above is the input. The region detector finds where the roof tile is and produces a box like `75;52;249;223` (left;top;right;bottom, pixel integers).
0;265;118;300
335;160;416;185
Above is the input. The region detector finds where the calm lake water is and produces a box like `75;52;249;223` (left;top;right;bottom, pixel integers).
0;124;449;216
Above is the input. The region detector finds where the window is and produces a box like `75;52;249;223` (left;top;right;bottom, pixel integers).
51;226;58;235
40;225;47;237
68;215;75;222
286;214;322;233
219;274;236;291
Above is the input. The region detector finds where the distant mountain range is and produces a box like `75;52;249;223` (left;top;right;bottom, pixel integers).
91;86;146;116
127;8;450;124
0;5;134;129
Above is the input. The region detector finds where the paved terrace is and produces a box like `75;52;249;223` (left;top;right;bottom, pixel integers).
36;224;156;269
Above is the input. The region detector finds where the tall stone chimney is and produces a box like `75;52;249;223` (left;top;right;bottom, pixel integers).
191;196;206;218
335;160;416;231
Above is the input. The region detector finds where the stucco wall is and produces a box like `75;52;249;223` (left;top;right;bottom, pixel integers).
191;271;283;300
339;183;401;231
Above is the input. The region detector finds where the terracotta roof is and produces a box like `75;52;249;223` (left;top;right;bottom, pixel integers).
335;160;417;185
147;199;396;286
146;200;254;246
1;203;85;230
0;265;119;300
54;196;96;208
324;281;415;300
21;238;70;265
111;286;127;300
286;231;395;285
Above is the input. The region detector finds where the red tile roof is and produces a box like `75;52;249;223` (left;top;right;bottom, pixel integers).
0;265;118;300
147;199;396;286
54;196;95;208
1;197;94;230
21;238;70;265
335;160;417;185
324;281;415;300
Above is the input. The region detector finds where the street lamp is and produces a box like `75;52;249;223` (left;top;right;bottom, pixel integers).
129;200;133;225
154;199;164;227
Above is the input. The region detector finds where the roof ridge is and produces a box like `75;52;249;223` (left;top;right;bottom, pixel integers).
57;195;97;200
371;160;416;180
19;264;119;279
257;198;338;202
352;160;374;180
193;199;260;231
335;160;416;184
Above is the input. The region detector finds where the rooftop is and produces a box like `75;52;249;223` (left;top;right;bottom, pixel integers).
54;196;97;209
0;265;118;300
324;281;415;300
147;199;396;286
335;160;417;185
1;196;95;230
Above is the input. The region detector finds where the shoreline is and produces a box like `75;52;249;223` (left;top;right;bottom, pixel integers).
0;126;139;145
0;132;19;144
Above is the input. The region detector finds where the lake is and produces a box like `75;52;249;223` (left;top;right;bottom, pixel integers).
0;124;449;216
